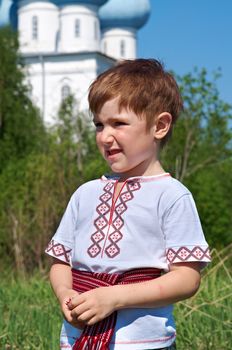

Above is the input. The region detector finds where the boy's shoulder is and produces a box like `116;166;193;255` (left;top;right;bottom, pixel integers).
160;175;190;194
142;174;189;193
74;178;102;194
71;177;104;199
150;175;192;211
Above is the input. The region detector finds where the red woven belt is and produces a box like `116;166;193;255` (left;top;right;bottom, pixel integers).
72;267;162;350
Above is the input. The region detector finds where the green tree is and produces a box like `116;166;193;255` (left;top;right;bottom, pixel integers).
188;163;232;248
0;26;47;171
162;68;232;182
53;94;108;184
162;68;232;247
0;27;49;273
0;93;108;274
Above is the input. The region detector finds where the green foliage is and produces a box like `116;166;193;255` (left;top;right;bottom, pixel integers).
53;93;108;182
162;68;232;248
186;162;232;248
162;68;232;181
0;92;108;274
0;27;47;171
0;149;85;274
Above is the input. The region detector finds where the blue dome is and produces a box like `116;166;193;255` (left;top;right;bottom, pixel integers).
0;0;12;27
0;0;17;28
52;0;108;7
0;0;109;28
99;0;150;29
11;0;107;6
10;0;109;9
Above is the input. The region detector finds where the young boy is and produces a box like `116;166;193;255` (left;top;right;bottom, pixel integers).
45;59;211;350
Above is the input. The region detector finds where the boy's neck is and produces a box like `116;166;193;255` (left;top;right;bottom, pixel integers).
114;160;166;182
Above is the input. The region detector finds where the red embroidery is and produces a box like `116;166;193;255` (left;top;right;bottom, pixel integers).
105;181;141;258
87;182;114;258
167;246;211;263
45;239;72;263
88;181;141;258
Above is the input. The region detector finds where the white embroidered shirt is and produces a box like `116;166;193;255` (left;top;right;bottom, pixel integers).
45;173;211;349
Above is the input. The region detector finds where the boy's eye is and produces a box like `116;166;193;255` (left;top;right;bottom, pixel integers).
93;122;103;130
115;121;127;126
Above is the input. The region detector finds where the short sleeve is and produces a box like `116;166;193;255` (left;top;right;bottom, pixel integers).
45;189;80;265
162;193;211;266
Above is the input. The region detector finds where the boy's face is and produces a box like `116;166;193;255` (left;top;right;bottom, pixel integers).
93;98;159;178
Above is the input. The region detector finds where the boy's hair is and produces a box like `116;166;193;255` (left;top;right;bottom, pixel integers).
88;58;183;146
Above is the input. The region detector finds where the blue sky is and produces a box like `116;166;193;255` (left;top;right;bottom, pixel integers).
138;0;232;105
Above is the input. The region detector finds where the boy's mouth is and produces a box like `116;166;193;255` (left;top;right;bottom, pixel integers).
106;149;122;156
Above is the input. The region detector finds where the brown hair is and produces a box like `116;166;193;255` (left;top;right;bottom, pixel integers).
88;59;183;146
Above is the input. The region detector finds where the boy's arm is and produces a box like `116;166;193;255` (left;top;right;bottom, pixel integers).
68;262;201;325
49;258;73;302
113;262;201;308
49;258;84;329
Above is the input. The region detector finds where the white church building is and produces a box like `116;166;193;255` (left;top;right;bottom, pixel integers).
0;0;150;123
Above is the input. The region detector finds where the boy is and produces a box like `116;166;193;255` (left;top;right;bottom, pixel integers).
45;59;211;350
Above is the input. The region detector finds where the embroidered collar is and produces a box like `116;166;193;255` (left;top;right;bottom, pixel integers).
101;173;171;182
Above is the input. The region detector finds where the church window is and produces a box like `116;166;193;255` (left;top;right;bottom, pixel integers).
32;16;38;40
61;85;71;100
75;19;80;37
120;40;126;57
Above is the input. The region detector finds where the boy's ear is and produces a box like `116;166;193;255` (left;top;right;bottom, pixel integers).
153;112;172;140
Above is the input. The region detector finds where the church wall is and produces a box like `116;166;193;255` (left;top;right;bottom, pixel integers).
18;1;59;53
101;27;136;60
59;4;100;53
23;54;115;124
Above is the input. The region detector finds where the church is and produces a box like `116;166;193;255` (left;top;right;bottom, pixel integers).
0;0;150;123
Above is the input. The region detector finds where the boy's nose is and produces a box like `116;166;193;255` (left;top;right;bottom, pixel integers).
100;127;114;144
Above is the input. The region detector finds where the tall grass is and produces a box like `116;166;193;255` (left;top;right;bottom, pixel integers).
175;244;232;349
0;273;61;349
0;245;231;349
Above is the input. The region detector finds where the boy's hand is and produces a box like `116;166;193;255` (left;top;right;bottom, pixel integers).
68;287;117;326
58;288;86;329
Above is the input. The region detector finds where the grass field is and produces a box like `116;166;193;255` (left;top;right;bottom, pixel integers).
0;245;231;350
